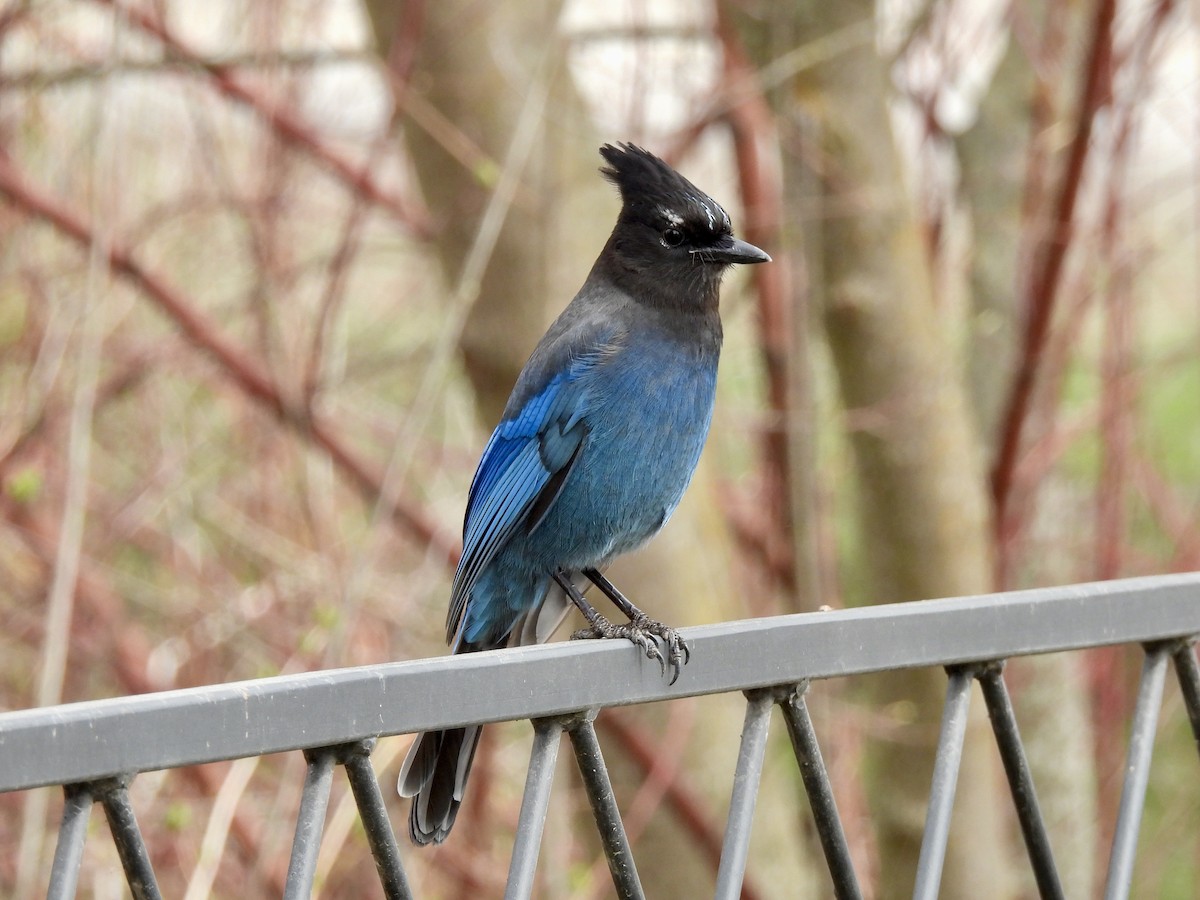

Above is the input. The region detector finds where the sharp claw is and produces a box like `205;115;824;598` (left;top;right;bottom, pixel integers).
572;612;689;683
668;660;681;686
644;641;666;675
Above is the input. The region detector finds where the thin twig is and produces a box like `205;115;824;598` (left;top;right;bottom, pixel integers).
304;2;426;407
714;6;796;596
1092;0;1172;580
990;0;1117;582
1131;453;1200;570
94;0;433;239
1;49;377;90
0;154;457;566
667;17;875;164
183;757;260;900
13;22;119;894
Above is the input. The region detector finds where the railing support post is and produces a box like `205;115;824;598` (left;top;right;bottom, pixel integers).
285;747;337;899
505;716;565;900
913;665;974;900
341;740;413;900
976;662;1063;899
1104;642;1170;900
1170;640;1200;761
47;783;95;900
565;713;645;900
714;689;774;900
96;777;161;900
777;683;862;900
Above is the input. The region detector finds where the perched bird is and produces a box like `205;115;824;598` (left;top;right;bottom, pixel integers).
398;143;769;845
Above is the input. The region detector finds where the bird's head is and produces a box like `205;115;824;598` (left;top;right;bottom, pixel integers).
597;143;769;304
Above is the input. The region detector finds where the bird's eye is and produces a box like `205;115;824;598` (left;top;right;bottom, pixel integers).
663;227;684;247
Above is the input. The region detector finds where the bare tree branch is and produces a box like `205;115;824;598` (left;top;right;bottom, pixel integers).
0;153;457;567
715;7;798;599
990;0;1117;569
94;0;434;240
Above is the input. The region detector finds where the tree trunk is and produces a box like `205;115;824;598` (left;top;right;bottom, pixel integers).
957;16;1098;894
782;1;1018;895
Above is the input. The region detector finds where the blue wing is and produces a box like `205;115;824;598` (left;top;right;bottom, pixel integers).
446;348;609;645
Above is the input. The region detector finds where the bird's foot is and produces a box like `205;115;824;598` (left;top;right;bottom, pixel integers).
571;613;690;685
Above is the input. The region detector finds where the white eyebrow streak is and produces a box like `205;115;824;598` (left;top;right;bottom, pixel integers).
701;200;715;231
658;206;683;226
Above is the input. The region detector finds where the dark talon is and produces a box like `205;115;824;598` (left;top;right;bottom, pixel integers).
570;615;686;682
560;570;689;683
641;637;666;675
666;636;688;685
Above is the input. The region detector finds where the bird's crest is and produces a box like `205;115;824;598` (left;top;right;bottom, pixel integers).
599;143;731;239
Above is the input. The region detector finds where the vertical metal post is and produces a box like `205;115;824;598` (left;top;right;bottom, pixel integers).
285;748;337;900
98;779;162;900
1170;641;1200;761
714;689;774;900
913;666;974;900
505;717;564;900
977;664;1064;899
342;742;413;900
566;715;645;900
1103;643;1169;900
777;685;862;900
47;784;94;900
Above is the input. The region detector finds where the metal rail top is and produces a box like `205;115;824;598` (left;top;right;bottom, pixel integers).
1;572;1198;794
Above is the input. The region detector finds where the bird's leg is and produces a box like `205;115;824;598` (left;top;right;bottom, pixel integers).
582;567;690;685
552;569;673;680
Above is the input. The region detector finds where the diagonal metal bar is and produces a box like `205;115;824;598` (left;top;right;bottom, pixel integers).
976;663;1063;900
1170;640;1200;761
1103;642;1169;900
505;717;565;900
341;740;413;900
714;689;774;900
777;684;862;900
913;666;975;900
47;783;95;900
97;778;162;900
285;747;337;899
566;714;645;900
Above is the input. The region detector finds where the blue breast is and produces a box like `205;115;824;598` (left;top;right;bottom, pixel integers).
520;338;717;570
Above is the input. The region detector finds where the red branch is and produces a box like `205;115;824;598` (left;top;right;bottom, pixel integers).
712;9;796;594
96;0;433;239
305;0;428;403
0;153;457;568
989;0;1117;566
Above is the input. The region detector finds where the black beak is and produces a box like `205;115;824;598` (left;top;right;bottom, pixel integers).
698;236;771;266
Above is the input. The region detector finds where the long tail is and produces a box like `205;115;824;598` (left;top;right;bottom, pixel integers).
398;578;574;844
398;724;482;845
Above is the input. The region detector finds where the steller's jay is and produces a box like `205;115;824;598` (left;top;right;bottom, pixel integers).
398;143;769;844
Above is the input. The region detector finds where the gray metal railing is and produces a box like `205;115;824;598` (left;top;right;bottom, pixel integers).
2;573;1199;898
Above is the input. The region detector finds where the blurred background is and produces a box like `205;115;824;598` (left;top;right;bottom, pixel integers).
1;0;1198;896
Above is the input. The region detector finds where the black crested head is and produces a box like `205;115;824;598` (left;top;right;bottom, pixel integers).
595;143;768;307
600;143;726;225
